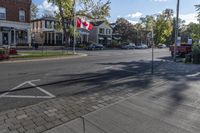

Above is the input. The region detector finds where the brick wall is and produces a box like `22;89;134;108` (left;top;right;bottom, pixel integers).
0;0;31;23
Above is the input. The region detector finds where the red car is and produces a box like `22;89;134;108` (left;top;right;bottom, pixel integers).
9;48;18;55
169;44;192;57
0;48;9;60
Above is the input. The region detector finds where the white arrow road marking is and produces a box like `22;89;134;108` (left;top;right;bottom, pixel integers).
0;79;55;99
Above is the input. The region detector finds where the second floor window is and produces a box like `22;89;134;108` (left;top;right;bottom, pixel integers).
45;21;53;29
0;7;6;20
99;28;104;34
19;10;25;21
106;29;111;35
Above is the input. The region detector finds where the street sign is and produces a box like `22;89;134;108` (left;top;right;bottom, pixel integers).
177;37;181;46
188;39;192;45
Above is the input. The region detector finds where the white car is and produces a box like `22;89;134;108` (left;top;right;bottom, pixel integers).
158;44;167;48
121;43;136;49
135;44;148;49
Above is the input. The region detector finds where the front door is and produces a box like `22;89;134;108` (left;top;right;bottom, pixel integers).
2;33;9;45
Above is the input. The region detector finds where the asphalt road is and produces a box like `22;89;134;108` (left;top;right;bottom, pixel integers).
0;48;170;112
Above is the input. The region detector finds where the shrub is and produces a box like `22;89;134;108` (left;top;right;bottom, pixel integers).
192;43;200;64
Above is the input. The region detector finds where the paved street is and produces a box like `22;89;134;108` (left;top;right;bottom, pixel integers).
0;48;200;133
0;48;168;112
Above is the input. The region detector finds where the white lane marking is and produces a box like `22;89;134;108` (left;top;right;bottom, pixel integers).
28;82;55;98
186;72;200;77
0;79;55;99
104;66;113;70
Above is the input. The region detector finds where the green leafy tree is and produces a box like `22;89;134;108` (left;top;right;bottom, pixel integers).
153;15;173;46
113;18;136;43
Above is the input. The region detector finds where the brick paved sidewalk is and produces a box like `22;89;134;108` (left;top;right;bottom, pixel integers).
0;75;167;133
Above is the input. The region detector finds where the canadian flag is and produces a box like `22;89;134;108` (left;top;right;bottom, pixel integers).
76;18;93;31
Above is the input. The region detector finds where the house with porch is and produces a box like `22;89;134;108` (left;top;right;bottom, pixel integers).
89;21;112;46
31;17;64;46
0;0;31;47
31;17;90;46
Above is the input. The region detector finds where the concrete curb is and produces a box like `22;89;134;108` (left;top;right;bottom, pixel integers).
0;53;87;64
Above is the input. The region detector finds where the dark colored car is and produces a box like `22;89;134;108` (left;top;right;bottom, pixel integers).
121;43;136;49
86;43;104;50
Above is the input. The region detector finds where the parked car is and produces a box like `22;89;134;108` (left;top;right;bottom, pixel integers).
169;44;192;57
9;47;18;55
0;48;9;60
158;44;167;48
135;44;148;49
86;43;104;50
121;43;136;49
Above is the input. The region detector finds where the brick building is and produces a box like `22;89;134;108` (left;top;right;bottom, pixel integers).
0;0;31;47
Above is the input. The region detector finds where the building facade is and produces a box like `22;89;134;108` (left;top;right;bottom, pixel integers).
31;17;90;46
89;21;112;46
31;17;64;46
0;0;31;47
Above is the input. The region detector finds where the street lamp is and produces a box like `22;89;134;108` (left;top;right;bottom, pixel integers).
174;0;180;61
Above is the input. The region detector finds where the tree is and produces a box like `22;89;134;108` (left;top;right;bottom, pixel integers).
139;15;155;45
113;18;136;43
31;3;39;20
195;4;200;23
162;9;174;21
153;15;173;45
48;0;111;47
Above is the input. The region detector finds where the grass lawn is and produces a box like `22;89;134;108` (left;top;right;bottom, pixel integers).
10;51;74;59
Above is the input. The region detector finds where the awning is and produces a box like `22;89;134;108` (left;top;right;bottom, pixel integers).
107;38;112;40
99;37;104;40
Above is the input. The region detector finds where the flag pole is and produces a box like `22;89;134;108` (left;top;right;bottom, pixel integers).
73;0;76;54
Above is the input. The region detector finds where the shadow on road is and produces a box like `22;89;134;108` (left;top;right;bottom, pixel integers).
1;57;200;115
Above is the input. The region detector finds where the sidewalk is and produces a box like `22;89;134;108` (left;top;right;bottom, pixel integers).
44;85;200;133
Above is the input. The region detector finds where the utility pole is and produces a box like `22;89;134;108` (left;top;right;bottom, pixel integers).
174;0;180;61
151;28;154;75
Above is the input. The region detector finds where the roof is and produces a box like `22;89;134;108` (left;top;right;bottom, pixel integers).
31;17;56;22
90;21;105;26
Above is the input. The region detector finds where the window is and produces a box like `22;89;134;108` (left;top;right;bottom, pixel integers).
45;21;52;29
106;29;111;35
99;28;104;34
19;10;25;21
0;7;6;20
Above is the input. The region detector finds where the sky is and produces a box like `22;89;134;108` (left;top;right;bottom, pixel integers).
33;0;200;24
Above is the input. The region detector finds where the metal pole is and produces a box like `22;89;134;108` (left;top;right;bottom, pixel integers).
174;0;180;61
73;0;76;54
151;29;154;74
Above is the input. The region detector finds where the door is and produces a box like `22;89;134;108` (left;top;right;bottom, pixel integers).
2;33;9;45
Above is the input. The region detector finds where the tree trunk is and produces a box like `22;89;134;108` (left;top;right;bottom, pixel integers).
58;3;69;51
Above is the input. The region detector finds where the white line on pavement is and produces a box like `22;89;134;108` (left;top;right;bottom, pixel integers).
0;79;55;99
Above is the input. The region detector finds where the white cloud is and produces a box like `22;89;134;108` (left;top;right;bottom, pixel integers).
127;12;143;18
127;20;139;25
180;13;198;24
38;0;58;16
152;0;167;2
